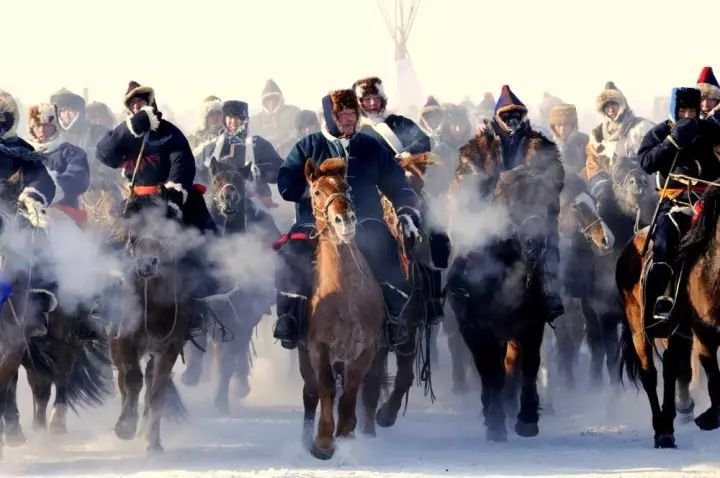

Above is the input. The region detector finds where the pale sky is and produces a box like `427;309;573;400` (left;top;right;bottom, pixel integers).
3;0;717;130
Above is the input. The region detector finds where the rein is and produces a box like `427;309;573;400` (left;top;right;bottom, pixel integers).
310;191;353;239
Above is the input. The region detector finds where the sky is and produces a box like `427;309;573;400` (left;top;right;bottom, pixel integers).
3;0;718;130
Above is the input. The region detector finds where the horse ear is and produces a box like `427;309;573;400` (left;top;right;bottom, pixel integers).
304;158;317;182
209;157;218;177
8;169;22;185
241;162;252;179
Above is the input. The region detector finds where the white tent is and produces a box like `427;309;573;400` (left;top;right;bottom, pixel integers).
377;0;424;117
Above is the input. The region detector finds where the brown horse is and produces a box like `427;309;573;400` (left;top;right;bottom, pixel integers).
617;226;694;449
298;158;385;460
111;201;191;453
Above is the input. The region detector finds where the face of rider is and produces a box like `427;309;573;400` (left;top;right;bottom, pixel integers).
677;107;698;120
128;97;148;115
224;115;248;135
499;110;524;133
335;109;358;138
603;102;620;121
701;97;719;116
32;123;57;143
58;107;79;128
360;94;384;117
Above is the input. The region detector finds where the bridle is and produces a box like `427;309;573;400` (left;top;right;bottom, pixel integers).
310;188;354;239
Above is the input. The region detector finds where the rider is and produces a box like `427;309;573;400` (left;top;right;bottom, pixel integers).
195;100;283;208
272;88;421;350
696;66;720;123
27;103;90;227
638;87;720;324
548;104;589;179
0;90;58;335
353;76;448;321
96;81;220;316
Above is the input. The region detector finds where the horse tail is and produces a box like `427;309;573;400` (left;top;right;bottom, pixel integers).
618;312;641;389
65;338;113;411
163;377;188;422
616;239;643;389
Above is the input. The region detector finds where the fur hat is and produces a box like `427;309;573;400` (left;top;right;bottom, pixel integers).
0;90;19;139
549;104;578;127
50;88;85;112
421;96;442;117
669;87;701;122
203;96;222;115
124;81;156;110
352;77;387;110
321;89;359;137
696;66;720;100
262;79;283;102
595;81;628;114
494;85;527;117
222;100;249;118
28;103;58;128
295;109;319;133
539;92;564;121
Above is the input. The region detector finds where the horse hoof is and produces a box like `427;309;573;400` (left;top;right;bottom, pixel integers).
234;378;251;399
114;420;137;440
310;442;334;460
486;426;507;442
180;367;201;387
695;408;720;431
515;421;539;438
375;405;398;428
33;420;47;432
147;444;164;454
5;424;26;447
452;381;469;395
654;434;677;449
49;423;68;436
214;399;230;417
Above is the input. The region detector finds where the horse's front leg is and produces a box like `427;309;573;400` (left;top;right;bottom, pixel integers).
145;346;182;453
515;328;543;438
693;333;720;431
111;336;143;441
215;337;237;415
298;345;319;449
180;335;206;387
309;345;335;460
337;347;375;438
362;345;388;437
469;334;506;442
0;348;25;458
48;347;79;436
3;371;25;446
376;327;417;428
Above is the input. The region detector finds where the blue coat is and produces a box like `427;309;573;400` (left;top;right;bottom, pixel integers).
42;142;90;208
279;131;418;233
0;137;55;206
359;114;431;156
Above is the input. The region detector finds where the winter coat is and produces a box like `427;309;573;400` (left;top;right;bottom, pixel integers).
96;116;195;192
358;114;431;156
0;137;56;206
556;131;589;179
279;129;418;233
59;118;107;161
250;104;300;148
34;139;89;208
638;119;720;192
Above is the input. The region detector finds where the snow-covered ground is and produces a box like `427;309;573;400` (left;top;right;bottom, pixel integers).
3;319;720;478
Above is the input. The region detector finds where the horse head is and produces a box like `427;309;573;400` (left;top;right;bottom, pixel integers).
611;157;651;218
456;132;503;198
305;157;355;244
494;166;549;263
209;157;249;218
560;175;614;255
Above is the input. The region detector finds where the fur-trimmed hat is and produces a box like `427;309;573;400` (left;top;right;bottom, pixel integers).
295;109;320;133
696;66;720;100
321;89;359;137
203;95;222;114
50;88;85;112
262;79;283;101
549;104;578;127
124;81;156;110
28;103;58;128
222;100;249;118
352;76;388;109
669;87;701;122
539;92;564;121
494;85;527;117
596;81;628;114
0;90;19;139
421;96;442;117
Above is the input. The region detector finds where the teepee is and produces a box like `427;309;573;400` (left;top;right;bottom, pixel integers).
377;0;424;117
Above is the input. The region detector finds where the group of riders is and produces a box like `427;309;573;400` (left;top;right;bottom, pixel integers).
1;65;720;378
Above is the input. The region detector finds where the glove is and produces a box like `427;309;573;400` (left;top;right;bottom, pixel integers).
163;187;184;221
397;206;422;248
669;118;699;150
126;106;159;138
19;194;48;229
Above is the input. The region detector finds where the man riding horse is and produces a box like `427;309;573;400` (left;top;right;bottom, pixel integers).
0;90;59;335
272;89;421;350
637;87;720;326
95;81;219;313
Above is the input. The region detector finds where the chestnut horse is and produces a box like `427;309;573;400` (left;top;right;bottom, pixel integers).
298;158;385;460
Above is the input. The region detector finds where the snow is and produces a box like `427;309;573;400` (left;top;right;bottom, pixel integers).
3;319;720;478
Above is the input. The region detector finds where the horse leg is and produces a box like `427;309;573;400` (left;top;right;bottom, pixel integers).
111;337;142;441
445;310;469;394
502;340;520;419
361;345;387;437
0;348;24;458
180;335;206;387
674;334;695;424
515;329;543;438
602;312;621;387
470;334;506;442
553;309;575;389
629;327;668;447
3;372;25;446
309;345;335;460
585;307;605;387
298;345;318;449
49;346;79;436
232;326;253;399
337;348;374;439
693;335;720;430
25;365;51;432
145;347;181;453
214;338;236;416
376;328;416;428
656;333;689;446
142;356;155;422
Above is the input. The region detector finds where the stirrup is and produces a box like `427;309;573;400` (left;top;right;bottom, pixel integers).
653;296;675;321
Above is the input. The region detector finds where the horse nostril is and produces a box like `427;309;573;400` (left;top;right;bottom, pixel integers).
601;238;608;247
335;217;342;224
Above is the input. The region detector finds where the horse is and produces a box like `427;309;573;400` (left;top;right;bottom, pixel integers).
0;170;111;458
181;157;278;414
111;197;192;453
550;174;615;390
448;163;555;442
373;152;443;427
298;158;386;460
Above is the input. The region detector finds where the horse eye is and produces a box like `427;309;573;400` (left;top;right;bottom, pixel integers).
314;190;320;196
334;217;342;224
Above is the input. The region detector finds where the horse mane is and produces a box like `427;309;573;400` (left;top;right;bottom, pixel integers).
679;186;720;263
318;157;347;177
